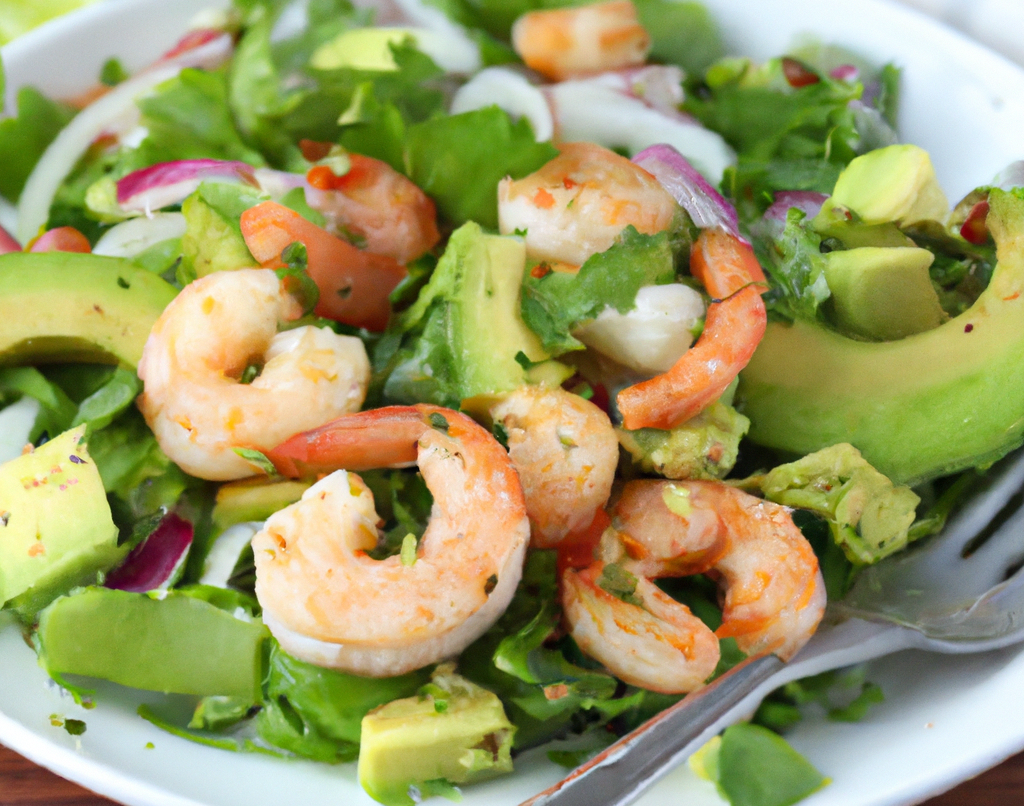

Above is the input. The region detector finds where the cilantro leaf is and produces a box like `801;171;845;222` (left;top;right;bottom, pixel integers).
520;226;676;355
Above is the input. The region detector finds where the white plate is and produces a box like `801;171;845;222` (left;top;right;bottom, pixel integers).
4;0;1024;804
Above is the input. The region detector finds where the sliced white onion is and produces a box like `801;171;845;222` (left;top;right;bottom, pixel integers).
450;67;554;141
92;212;187;258
573;284;706;374
16;32;233;245
0;397;41;465
199;521;263;589
545;79;735;185
587;65;689;119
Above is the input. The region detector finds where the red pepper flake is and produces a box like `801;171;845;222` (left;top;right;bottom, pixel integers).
960;200;990;245
28;543;45;558
563;177;578;189
532;188;556;209
531;263;553;279
1004;291;1021;302
69;454;86;465
965;323;975;333
59;484;67;492
782;57;820;88
50;466;62;475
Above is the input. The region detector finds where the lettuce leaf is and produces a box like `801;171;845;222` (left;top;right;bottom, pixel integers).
404;107;559;228
752;208;831;323
519;226;676;355
256;640;428;762
0;86;76;202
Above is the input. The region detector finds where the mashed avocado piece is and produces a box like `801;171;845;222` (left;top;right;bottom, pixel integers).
618;399;750;480
759;443;920;565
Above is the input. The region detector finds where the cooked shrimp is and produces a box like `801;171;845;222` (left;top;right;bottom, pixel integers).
489;385;618;548
563;479;825;692
253;405;530;677
616;480;825;659
562;562;720;694
137;269;370;481
498;141;678;266
305;153;441;265
512;0;651;82
617;229;767;430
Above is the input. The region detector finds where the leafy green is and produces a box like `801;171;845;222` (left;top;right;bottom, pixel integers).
404;107;558;228
0;86;75;203
0;366;77;442
460;551;643;751
520;226;676;355
687;59;862;216
256;641;428;762
70;367;141;432
696;723;829;806
755;665;884;731
752;208;832;323
134;68;266;167
634;0;724;74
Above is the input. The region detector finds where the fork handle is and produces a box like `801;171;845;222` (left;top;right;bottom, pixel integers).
519;653;785;806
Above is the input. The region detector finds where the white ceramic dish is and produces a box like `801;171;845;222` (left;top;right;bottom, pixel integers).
3;0;1024;804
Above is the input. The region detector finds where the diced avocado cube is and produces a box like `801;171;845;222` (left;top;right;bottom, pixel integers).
211;477;312;532
823;246;946;340
358;665;515;806
0;426;122;617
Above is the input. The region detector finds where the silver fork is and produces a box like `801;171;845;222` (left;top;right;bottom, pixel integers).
520;448;1024;806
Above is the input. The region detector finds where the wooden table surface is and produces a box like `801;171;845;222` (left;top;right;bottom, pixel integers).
2;743;1023;805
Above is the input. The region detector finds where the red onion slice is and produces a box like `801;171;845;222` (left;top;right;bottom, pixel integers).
117;159;257;214
633;143;739;237
763;191;829;225
0;224;21;254
106;513;194;593
830;64;860;82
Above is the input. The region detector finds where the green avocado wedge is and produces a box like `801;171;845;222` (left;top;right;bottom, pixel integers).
739;188;1024;485
0;252;177;368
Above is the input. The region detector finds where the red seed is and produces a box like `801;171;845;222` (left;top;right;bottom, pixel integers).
782;57;820;88
960;200;990;245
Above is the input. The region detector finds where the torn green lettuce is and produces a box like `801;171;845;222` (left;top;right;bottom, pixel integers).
358;663;515;806
0;86;76;203
759;443;920;564
689;723;828;806
520;226;677;356
618;398;750;480
255;640;428;763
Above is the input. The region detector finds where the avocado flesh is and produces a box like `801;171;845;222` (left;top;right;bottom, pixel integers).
181;188;259;279
823;246;945;341
358;666;515;806
0;426;122;617
0;252;177;368
739;188;1024;485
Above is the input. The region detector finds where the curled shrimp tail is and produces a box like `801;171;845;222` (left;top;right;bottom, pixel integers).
616;230;767;431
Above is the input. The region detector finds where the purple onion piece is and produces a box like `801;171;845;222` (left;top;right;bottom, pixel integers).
106;513;194;593
763;191;829;225
829;64;860;82
0;223;21;255
633;143;739;237
117;159;257;213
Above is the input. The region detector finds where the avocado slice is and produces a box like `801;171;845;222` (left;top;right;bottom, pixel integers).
823;246;946;340
739;188;1024;485
0;252;177;368
358;664;515;806
0;425;122;617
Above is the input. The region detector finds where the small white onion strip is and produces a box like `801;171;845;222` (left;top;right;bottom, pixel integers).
450;67;554;141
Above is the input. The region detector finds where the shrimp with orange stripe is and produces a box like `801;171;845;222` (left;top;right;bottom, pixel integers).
562;479;825;693
252;405;530;677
